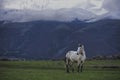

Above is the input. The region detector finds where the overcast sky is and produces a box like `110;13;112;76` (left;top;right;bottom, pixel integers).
0;0;120;22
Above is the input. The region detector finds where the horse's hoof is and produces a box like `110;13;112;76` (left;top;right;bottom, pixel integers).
66;71;70;73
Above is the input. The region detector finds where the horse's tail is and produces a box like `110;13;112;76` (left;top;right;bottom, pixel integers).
64;57;67;63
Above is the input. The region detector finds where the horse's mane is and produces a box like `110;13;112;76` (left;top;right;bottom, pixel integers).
80;52;84;56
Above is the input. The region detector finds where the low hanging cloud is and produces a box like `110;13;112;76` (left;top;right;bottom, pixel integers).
0;0;120;22
0;0;4;9
103;0;120;19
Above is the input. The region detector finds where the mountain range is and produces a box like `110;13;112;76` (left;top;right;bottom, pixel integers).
0;19;120;60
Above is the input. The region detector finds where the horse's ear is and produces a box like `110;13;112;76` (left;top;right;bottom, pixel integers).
78;44;82;47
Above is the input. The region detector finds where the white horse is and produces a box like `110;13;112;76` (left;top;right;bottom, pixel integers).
65;44;86;73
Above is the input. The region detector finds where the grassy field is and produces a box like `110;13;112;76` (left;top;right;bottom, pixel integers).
0;60;120;80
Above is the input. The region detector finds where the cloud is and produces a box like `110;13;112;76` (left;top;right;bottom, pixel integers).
0;0;120;22
103;0;120;11
103;0;120;19
1;0;106;15
0;0;4;9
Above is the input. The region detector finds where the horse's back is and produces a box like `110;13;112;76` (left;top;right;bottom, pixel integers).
66;50;86;62
66;51;77;58
66;51;80;62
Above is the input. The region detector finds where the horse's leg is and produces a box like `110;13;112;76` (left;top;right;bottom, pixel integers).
71;63;74;72
80;61;84;72
66;64;69;73
77;64;80;72
77;62;80;72
80;64;83;72
65;58;70;73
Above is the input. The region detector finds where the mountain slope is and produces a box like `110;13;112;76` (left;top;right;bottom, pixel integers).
0;19;120;59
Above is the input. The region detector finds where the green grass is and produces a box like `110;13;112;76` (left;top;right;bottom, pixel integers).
0;60;120;80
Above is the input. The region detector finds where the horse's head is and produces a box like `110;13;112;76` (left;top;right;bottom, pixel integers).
78;44;82;47
79;45;84;55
